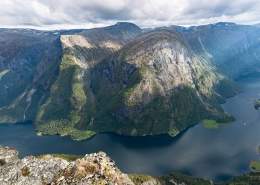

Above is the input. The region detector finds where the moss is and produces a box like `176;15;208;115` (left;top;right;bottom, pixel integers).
250;161;260;172
21;166;30;176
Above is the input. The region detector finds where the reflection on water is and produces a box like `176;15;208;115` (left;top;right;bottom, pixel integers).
1;77;260;182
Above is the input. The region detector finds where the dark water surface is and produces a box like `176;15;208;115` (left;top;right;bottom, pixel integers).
1;77;260;182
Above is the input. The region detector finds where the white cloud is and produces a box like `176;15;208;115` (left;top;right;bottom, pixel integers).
0;0;259;29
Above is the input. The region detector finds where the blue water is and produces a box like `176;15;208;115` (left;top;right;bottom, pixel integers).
1;77;260;182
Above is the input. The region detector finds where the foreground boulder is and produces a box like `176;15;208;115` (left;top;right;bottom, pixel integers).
0;146;134;185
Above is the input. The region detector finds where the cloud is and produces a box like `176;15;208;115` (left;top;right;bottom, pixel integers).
0;0;259;29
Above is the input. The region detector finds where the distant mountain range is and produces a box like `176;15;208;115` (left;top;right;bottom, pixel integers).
0;22;259;140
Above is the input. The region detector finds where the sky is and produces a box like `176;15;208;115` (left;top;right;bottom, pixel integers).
0;0;260;30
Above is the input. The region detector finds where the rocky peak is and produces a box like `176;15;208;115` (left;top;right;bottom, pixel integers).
0;146;134;185
113;22;141;29
102;22;142;43
105;22;142;34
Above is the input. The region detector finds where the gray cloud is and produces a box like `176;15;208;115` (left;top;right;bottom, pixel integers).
0;0;259;29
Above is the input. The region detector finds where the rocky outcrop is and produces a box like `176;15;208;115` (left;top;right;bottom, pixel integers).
0;146;134;185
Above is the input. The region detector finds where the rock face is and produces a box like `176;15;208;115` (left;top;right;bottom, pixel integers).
0;146;134;185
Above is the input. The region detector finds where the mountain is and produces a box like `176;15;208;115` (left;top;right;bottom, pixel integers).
0;29;62;123
169;22;260;79
35;28;237;139
0;23;144;139
0;22;239;140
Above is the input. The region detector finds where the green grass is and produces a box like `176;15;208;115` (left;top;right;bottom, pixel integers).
202;119;219;129
250;161;260;172
69;129;96;141
37;122;96;141
202;117;233;129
